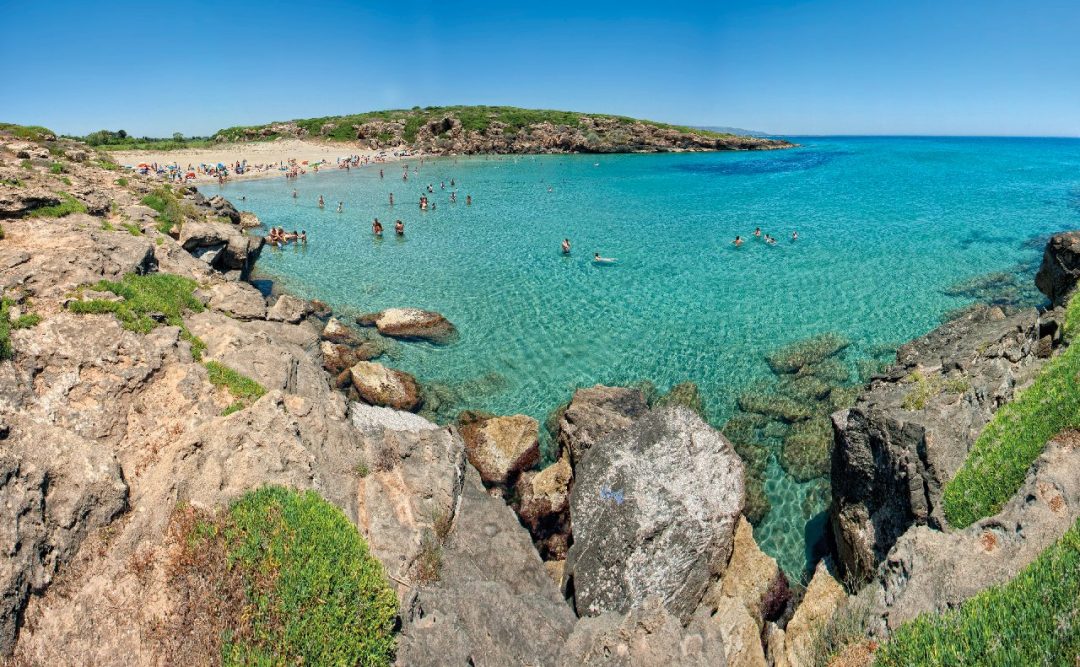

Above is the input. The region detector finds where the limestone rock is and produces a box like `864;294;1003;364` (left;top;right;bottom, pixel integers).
1035;230;1080;306
783;562;846;667
460;413;540;487
364;307;457;343
855;435;1080;636
394;467;576;666
0;420;128;655
557;385;649;465
566;406;745;621
830;305;1046;582
515;454;574;559
706;596;766;667
178;221;262;277
206;281;267;320
701;517;781;628
0;184;60;218
349;361;422;411
557;598;729;666
266;294;310;323
206;194;240;224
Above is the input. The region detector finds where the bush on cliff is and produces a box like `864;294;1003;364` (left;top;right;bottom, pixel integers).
168;487;398;665
27;192;87;218
943;302;1080;527
141;187;191;234
876;517;1080;666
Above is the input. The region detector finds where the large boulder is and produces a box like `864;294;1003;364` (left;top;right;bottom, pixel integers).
179;221;263;277
349;361;422;411
266;294;310;324
566;406;745;621
557;597;729;666
362;308;456;344
321;317;362;346
1035;231;1080;306
206;194;241;224
460;413;540;487
830;305;1046;582
699;517;782;629
557;385;649;465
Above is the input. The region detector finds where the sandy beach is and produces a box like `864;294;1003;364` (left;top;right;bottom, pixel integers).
110;139;415;182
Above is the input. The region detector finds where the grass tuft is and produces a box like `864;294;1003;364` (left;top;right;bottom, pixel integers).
28;193;87;218
204;360;266;402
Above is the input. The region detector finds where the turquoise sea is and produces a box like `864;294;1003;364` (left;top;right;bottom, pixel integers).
205;137;1080;578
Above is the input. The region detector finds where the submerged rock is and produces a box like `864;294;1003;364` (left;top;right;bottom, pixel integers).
566;406;744;622
349;361;423;412
361;307;457;344
766;333;849;375
654;381;708;419
459;413;540;488
781;416;833;482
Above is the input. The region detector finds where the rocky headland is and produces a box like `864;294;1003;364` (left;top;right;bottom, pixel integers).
1;125;1077;665
210;105;794;156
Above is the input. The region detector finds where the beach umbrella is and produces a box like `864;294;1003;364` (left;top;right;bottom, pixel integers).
137;163;149;168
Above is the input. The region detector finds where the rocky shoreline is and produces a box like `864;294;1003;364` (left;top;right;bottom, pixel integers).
2;126;1077;665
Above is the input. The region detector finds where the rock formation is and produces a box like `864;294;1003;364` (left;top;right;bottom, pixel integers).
829;304;1052;582
360;307;457;344
565;406;745;621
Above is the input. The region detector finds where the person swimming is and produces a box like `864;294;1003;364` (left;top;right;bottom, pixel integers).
733;236;744;247
593;252;617;264
292;190;298;199
753;227;761;238
791;230;799;241
562;238;571;254
395;220;405;236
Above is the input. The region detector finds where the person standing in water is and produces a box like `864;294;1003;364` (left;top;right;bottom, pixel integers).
466;194;472;206
372;218;383;236
337;201;343;213
395;220;405;236
318;195;325;209
791;230;799;241
561;238;571;254
753;227;761;238
389;192;394;206
379;168;384;179
733;236;744;247
292;189;298;199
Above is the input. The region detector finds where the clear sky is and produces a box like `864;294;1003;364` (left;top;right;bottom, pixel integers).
2;0;1078;137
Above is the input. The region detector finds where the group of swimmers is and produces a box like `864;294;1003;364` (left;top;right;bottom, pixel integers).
371;218;406;237
267;227;307;247
561;238;617;264
733;227;799;247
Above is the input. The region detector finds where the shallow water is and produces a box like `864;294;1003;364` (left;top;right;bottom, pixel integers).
206;136;1080;578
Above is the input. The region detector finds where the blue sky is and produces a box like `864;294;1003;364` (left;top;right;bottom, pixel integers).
2;0;1078;137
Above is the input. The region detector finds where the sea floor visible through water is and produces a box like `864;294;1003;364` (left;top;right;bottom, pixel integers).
205;136;1080;579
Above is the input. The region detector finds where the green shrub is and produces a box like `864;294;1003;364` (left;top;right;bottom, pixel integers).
221;401;245;416
0;223;4;240
221;487;398;664
101;221;115;231
204;361;266;402
0;122;55;142
943;327;1080;527
123;222;142;236
49;162;65;174
877;517;1080;666
27;193;87;218
115;177;129;186
19;159;32;170
12;312;41;329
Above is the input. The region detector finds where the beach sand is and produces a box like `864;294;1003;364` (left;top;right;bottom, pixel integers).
110;139;413;182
